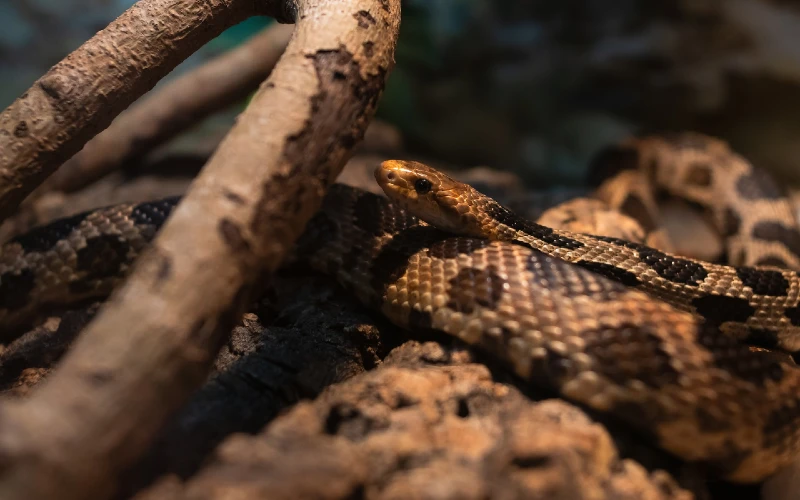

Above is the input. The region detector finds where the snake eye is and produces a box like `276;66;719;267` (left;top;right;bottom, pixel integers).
414;178;432;194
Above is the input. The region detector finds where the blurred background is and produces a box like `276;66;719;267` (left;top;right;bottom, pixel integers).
3;0;800;187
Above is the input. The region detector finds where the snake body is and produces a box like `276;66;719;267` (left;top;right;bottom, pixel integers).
591;133;800;270
376;158;800;354
2;134;800;483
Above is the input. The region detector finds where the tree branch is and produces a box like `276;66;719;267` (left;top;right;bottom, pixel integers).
0;0;400;499
38;22;294;197
0;0;288;222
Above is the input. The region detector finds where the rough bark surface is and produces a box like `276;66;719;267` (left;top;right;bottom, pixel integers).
131;341;698;500
0;1;401;499
36;23;294;197
0;0;284;221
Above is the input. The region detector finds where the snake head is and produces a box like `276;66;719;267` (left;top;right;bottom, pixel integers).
375;160;487;237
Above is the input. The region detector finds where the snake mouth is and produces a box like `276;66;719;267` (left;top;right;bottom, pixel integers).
376;160;472;234
375;161;416;202
375;160;410;187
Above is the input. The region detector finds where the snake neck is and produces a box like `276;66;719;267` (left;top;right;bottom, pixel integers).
469;197;587;252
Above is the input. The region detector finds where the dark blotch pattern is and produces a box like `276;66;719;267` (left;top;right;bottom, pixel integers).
353;192;411;237
0;268;36;310
526;251;632;300
783;305;800;327
11;210;91;253
528;348;571;390
736;168;785;200
683;162;713;187
743;329;780;351
294;212;339;258
340;246;365;277
735;267;789;296
486;202;585;250
752;222;800;256
446;266;506;314
692;295;755;324
636;246;708;286
129;196;179;227
573;260;641;288
593;235;642;249
581;323;680;389
408;308;433;330
428;237;492;260
370;226;452;299
353;193;385;237
703;446;751;480
70;234;132;293
722;207;742;237
696;324;784;386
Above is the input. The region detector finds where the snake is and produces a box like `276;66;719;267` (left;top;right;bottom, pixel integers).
1;133;800;483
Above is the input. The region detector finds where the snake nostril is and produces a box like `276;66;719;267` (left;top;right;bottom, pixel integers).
386;172;395;181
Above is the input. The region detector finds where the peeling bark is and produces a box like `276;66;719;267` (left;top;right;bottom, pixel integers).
0;0;401;499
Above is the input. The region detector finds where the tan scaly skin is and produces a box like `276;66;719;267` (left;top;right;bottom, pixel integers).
376;160;800;354
2;157;800;482
374;159;800;482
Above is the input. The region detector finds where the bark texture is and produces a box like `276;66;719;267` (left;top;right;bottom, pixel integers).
0;0;286;221
0;1;401;499
133;341;698;500
37;22;294;197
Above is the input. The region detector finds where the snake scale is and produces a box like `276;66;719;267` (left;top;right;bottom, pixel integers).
1;133;799;483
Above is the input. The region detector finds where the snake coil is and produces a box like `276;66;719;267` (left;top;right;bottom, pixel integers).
2;133;799;483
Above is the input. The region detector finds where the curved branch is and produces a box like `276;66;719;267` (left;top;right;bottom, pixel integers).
38;23;294;196
0;0;289;222
0;0;400;499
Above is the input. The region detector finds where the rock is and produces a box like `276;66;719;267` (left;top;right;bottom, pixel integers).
133;341;697;500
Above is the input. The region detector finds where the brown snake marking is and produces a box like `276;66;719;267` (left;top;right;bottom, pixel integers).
1;135;800;482
297;185;800;483
590;133;800;270
377;153;800;355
